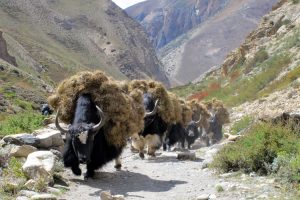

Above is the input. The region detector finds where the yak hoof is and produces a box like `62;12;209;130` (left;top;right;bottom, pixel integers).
139;152;145;159
114;164;122;171
71;166;82;176
84;170;95;180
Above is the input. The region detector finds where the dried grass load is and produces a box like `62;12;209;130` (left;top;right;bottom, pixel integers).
48;71;144;147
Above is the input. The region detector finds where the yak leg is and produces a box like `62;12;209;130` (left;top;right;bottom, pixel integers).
114;157;122;170
131;134;145;159
147;145;156;157
85;163;95;179
63;137;81;176
145;134;161;157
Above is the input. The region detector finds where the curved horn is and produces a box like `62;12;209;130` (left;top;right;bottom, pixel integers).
55;110;69;134
92;106;105;132
195;114;202;124
144;100;159;118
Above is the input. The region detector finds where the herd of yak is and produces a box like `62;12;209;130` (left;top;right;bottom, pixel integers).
48;71;229;179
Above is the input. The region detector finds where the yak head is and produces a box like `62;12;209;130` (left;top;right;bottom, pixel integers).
185;121;199;137
143;93;159;126
55;105;105;164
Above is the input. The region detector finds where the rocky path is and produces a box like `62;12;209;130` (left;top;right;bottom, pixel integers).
61;141;287;200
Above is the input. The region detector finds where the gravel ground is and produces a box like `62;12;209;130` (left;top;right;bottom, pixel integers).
60;140;291;200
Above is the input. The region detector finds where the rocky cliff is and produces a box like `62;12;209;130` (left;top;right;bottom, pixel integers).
126;0;229;49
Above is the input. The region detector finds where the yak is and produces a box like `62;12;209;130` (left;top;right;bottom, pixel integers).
163;120;201;151
55;94;122;179
133;93;167;159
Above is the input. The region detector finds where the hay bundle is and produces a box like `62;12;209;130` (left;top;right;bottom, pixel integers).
48;71;144;147
168;92;183;123
180;100;193;126
204;99;230;125
188;100;211;129
128;80;177;124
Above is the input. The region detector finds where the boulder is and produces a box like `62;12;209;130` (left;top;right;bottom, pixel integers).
10;145;37;158
2;134;39;146
22;151;56;183
33;129;64;149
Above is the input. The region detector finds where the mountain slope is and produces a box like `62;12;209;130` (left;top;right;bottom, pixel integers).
0;0;169;118
160;0;278;85
0;0;169;86
172;0;300;108
126;0;229;49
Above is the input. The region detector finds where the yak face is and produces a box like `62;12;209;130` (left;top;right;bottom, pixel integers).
143;93;159;126
186;121;199;137
55;96;105;165
69;124;98;164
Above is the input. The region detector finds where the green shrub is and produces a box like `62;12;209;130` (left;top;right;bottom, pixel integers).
0;112;45;136
230;115;254;135
211;122;300;183
1;157;27;196
291;0;300;4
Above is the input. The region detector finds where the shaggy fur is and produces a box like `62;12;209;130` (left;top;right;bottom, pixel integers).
188;100;211;131
204;99;230;145
185;121;201;149
163;123;185;151
62;94;124;178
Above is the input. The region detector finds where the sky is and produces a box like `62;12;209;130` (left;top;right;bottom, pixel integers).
112;0;147;9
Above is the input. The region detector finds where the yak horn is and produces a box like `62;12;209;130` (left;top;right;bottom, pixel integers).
55;110;69;134
92;106;105;132
195;114;202;124
144;100;159;118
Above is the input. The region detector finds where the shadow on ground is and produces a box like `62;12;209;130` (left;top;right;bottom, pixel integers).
70;170;186;198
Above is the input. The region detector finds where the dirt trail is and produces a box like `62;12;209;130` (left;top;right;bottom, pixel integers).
60;140;288;200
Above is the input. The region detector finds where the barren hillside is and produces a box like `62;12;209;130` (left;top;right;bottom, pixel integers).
0;0;169;117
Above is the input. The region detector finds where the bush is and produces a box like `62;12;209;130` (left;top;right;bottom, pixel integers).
0;112;45;136
211;122;300;185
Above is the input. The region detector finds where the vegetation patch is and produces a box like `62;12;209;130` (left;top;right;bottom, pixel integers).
0;112;45;136
211;122;300;186
259;65;300;97
1;157;27;197
230;115;254;135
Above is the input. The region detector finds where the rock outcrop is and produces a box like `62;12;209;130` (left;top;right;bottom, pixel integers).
0;31;17;66
126;0;229;49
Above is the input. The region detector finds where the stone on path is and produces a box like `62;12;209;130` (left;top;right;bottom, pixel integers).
100;191;125;200
177;152;196;160
31;193;57;200
196;194;210;200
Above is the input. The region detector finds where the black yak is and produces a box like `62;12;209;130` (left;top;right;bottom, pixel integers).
163;120;201;151
55;94;122;179
132;93;167;158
